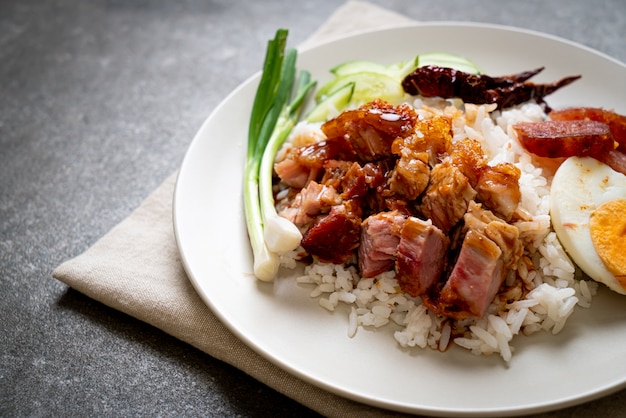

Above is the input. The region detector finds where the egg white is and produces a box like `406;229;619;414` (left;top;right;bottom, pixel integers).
550;156;626;294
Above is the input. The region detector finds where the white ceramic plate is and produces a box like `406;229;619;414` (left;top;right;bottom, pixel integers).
173;23;626;416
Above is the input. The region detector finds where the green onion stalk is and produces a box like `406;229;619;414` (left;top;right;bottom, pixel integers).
244;29;316;281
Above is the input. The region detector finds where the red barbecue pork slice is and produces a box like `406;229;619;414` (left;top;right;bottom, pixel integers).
419;160;477;232
301;200;362;264
358;211;406;278
396;218;449;297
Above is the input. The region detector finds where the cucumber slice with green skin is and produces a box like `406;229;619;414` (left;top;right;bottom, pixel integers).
310;52;481;122
331;60;390;76
305;82;355;122
416;51;481;74
330;55;419;79
316;71;405;104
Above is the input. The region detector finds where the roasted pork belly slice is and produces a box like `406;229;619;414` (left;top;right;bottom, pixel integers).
320;159;354;190
275;136;357;188
449;137;487;186
475;163;521;221
420;160;477;232
464;201;522;269
432;229;504;319
301;200;362;264
448;138;522;221
321;160;368;200
413;115;453;166
280;181;341;227
274;158;311;189
358;211;406;278
321;99;417;162
362;159;394;190
425;202;522;319
388;142;430;200
396;217;449;297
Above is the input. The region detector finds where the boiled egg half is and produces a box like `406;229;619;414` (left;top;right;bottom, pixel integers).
550;156;626;294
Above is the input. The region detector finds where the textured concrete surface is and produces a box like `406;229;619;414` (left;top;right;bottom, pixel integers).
1;0;625;416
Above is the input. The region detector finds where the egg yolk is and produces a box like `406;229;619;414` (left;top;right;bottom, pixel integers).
589;199;626;289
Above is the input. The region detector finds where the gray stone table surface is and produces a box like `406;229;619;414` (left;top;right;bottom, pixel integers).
1;0;625;416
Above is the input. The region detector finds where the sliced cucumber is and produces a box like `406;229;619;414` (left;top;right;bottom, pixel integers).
416;52;481;74
316;71;405;104
331;55;419;80
305;82;355;122
331;60;390;76
385;55;421;78
308;52;481;123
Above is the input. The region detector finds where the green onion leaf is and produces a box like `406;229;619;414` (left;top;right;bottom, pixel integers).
244;29;315;281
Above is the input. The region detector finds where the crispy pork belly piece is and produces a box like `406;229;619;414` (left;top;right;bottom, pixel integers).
300;200;362;264
475;163;521;221
273;158;311;189
321;99;417;162
275;136;357;188
414;115;453;166
449;137;487;185
279;181;341;227
419;160;477;232
360;159;398;215
362;159;394;189
396;217;449;297
388;135;431;200
321;160;368;200
432;229;505;319
320;160;354;189
388;152;430;201
425;202;522;319
463;201;522;269
448;138;521;221
358;211;406;278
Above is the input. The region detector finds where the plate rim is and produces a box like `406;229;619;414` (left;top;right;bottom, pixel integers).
173;21;626;416
297;20;626;68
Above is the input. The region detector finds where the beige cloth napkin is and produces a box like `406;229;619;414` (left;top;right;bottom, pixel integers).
53;2;416;417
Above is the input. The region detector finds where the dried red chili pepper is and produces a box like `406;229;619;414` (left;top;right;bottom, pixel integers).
402;65;580;110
